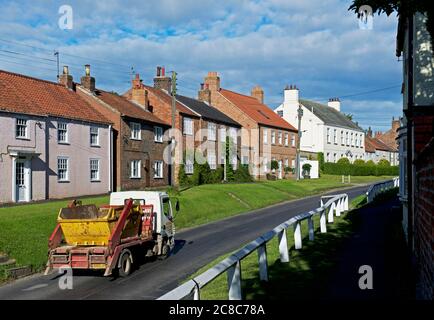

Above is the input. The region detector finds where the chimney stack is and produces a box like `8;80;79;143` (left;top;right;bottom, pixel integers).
131;73;149;109
58;65;74;90
284;84;299;105
198;83;211;104
153;66;172;94
367;127;373;138
251;85;264;104
392;117;400;132
203;72;220;92
328;97;341;112
80;64;95;92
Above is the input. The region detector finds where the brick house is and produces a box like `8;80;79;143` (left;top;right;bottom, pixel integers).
74;66;170;190
397;11;434;299
365;129;398;165
0;69;112;204
198;72;298;179
124;68;241;183
373;118;400;165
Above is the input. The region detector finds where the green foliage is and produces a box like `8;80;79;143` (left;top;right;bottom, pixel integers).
270;160;279;171
318;152;325;173
234;164;253;183
284;166;294;174
324;162;399;176
378;159;391;167
354;159;366;166
302;163;312;171
366;160;375;166
337;157;350;165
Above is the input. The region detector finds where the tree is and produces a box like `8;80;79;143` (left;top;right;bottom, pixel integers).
349;1;434;49
354;159;366;166
344;113;354;121
378;159;391;167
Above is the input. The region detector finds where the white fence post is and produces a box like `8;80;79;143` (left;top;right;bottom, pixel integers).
193;285;200;300
294;222;302;249
308;216;314;241
344;195;349;210
320;209;327;233
257;244;268;282
335;199;341;217
278;229;289;263
328;202;335;223
227;261;242;300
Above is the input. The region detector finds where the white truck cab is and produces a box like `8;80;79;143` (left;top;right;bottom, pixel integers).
110;191;178;253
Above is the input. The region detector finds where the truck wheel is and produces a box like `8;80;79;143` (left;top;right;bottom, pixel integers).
118;251;132;277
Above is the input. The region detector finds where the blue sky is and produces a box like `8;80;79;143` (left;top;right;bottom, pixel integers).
0;0;402;131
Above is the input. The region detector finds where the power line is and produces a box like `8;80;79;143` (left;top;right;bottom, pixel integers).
0;49;56;62
0;58;57;72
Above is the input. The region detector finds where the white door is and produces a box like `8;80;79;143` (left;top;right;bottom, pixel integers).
278;160;283;179
15;159;30;202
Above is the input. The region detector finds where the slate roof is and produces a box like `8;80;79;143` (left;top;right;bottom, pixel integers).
300;99;363;131
91;88;168;126
0;69;110;124
220;88;297;131
175;94;240;127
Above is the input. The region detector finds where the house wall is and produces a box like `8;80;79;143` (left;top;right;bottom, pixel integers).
323;125;365;163
47;118;110;199
0;113;47;203
414;139;434;300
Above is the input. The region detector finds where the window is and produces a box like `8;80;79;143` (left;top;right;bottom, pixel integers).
154;126;163;143
90;159;100;181
346;132;349;146
333;129;337;144
130;122;141;140
220;126;226;142
57;157;69;181
326;153;330;162
285;158;289;168
291;134;296;147
162;197;172;218
208;150;217;170
340;131;344;145
333;153;337;163
263;157;268;173
277;110;283;117
278;132;282;145
231;153;237;170
185;157;194;174
58;122;68;143
229;127;237;144
263;129;268;144
327;128;331;143
154;161;163;178
351;133;354;146
16;118;28;139
208;123;217;141
285;133;289;146
90;127;99;146
183;117;193;135
271;131;276;144
130;160;141;178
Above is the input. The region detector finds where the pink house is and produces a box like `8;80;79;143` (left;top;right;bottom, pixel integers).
0;69;112;203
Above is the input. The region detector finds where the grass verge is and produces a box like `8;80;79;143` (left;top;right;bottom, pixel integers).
0;175;392;282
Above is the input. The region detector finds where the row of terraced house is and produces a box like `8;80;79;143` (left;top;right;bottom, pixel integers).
0;63;399;204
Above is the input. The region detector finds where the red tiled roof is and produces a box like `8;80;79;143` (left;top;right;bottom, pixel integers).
91;88;168;126
219;88;297;131
0;69;110;124
365;136;394;152
123;86;198;117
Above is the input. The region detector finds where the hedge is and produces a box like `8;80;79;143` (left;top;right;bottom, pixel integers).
323;162;399;176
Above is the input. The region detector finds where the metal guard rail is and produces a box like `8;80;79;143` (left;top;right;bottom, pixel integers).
158;193;349;300
366;177;399;203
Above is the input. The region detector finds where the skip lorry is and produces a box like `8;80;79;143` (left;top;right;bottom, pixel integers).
45;191;179;277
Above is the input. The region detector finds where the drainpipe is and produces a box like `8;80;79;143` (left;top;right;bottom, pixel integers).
407;14;414;253
108;124;113;193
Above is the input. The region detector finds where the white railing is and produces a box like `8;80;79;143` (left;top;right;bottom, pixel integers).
158;193;349;300
366;177;399;203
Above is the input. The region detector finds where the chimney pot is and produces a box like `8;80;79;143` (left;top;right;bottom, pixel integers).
85;64;91;76
63;65;69;75
59;65;73;90
81;64;95;92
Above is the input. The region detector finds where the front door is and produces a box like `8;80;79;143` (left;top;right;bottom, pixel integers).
278;160;283;179
15;159;30;202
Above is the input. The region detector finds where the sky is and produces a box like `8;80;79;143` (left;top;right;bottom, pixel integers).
0;0;403;131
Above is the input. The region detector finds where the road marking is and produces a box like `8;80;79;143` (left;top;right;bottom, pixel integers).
22;283;49;291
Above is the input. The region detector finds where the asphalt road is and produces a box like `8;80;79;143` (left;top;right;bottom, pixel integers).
0;184;370;300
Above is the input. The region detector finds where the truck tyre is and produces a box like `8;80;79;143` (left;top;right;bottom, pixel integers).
118;251;132;277
158;242;170;260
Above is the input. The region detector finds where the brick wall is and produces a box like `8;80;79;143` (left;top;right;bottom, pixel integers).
414;137;434;299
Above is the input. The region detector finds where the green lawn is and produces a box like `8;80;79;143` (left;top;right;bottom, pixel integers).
0;175;393;281
187;196;365;300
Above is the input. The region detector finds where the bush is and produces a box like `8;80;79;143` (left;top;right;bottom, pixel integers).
318;152;325;174
366;160;375;166
270;160;279;171
337;157;350;165
323;162;399;176
234;164;253;183
354;159;366;166
378;159;391;167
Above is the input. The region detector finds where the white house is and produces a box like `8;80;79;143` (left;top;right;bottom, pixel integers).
275;85;365;163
